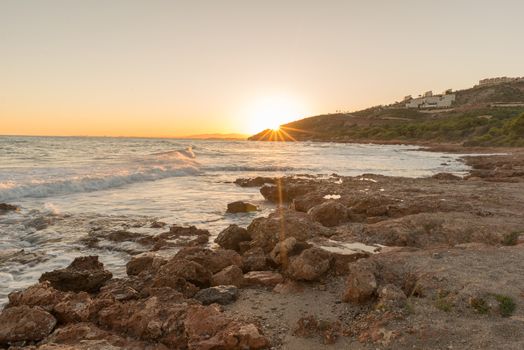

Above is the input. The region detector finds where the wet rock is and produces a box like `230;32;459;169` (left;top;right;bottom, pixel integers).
126;253;167;276
247;209;332;253
211;265;245;287
185;305;269;349
376;284;407;310
215;224;251;251
286;247;332;281
175;247;243;274
227;201;258;213
150;221;167;228
150;225;210;250
39;256;112;293
97;297;188;348
243;271;284;287
234;177;276;187
0;305;57;343
307;200;349;227
194;285;239;305
8;281;65;311
53;292;93;323
242;247;270;272
153;258;212;288
0;203;19;213
25;216;54;231
432;172;462;181
342;259;378;304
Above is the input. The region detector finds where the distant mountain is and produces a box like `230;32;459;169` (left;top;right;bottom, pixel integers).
183;133;248;140
249;79;524;146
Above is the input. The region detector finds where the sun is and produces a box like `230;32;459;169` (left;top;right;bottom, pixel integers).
244;95;307;134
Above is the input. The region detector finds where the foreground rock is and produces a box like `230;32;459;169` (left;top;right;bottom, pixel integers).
342;259;377;303
215;224;251;251
227;201;258;213
194;285;239;305
0;305;57;344
286;247;332;281
39;256;112;293
307;200;349;227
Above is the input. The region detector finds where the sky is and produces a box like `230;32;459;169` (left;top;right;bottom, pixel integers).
1;0;523;137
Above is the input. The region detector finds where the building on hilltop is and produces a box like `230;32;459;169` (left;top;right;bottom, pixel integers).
477;77;523;86
405;89;455;109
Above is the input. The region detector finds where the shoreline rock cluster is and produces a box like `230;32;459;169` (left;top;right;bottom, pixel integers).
1;150;524;349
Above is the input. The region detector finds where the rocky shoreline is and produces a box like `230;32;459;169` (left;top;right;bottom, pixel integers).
1;149;524;349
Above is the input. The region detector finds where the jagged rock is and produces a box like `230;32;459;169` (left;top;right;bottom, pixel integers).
242;247;270;272
126;253;167;276
0;305;57;343
377;284;407;309
292;193;327;213
0;203;19;213
194;285;239;305
260;183;314;203
98;278;141;301
185;305;269;349
286;247;332;281
307;200;349;227
175;247;243;274
243;271;284;287
227;201;258;213
234;177;276;187
247;209;333;253
215;225;251;251
8;281;65;311
211;265;245;287
39;256;112;293
342;259;378;303
53;292;93;323
153;258;212;288
269;237;310;266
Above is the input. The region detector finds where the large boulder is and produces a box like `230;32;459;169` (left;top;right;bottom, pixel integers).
39;256;112;293
307;200;349;227
185;305;269;349
286;247;333;281
153;258;212;288
215;225;251;252
126;253;167;276
226;201;258;213
175;247;243;274
0;305;57;343
194;285;239;305
211;265;245;287
247;209;333;253
8;281;65;311
342;259;378;304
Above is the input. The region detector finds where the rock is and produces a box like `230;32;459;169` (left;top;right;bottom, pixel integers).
342;259;378;303
53;292;93;323
185;305;269;349
292;193;327;213
286;247;332;281
98;278;141;301
150;225;210;250
247;209;333;253
153;258;212;288
215;225;251;251
0;203;19;213
377;284;407;310
126;253;167;276
211;265;245;287
0;305;57;343
432;172;462;181
269;237;311;266
307;200;349;227
311;242;373;275
194;285;239;305
39;256;112;293
175;247;243;274
260;183;314;203
227;201;258;213
273;280;304;294
8;281;65;311
242;247;270;272
234;177;276;187
243;271;284;287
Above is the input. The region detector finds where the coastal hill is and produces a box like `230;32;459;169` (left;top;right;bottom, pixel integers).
249;78;524;146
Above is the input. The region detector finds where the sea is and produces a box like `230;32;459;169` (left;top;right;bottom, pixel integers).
0;136;471;305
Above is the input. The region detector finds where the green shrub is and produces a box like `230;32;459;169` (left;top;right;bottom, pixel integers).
494;295;516;317
502;231;520;246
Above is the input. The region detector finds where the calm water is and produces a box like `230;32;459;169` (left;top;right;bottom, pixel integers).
0;136;470;304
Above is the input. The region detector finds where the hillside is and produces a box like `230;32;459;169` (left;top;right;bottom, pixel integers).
249;80;524;146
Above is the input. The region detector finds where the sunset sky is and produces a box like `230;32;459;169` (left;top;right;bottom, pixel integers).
1;0;523;137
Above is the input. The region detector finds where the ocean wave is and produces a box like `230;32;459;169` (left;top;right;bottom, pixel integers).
151;146;196;159
205;165;298;172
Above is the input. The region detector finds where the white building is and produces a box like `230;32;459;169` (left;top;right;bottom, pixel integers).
405;90;455;109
